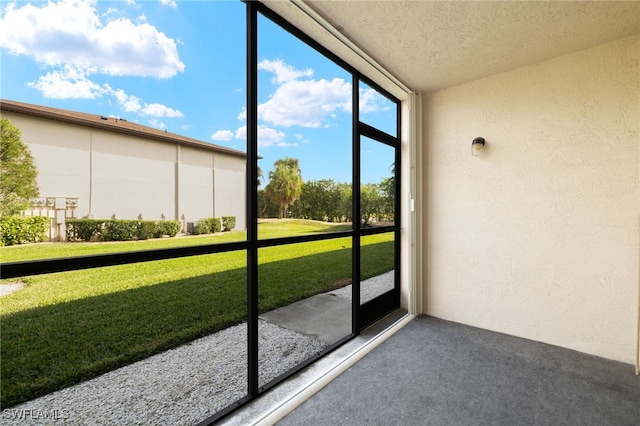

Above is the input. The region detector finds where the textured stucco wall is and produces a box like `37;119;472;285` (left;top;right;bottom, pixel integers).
423;36;639;363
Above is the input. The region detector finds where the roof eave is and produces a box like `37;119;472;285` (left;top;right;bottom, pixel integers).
0;100;248;159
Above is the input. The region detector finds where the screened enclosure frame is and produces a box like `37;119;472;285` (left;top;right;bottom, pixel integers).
2;2;402;423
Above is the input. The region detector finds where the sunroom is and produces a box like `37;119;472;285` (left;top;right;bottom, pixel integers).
2;1;639;425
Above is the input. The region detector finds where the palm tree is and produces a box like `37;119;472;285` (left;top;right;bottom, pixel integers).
257;166;263;187
265;158;303;218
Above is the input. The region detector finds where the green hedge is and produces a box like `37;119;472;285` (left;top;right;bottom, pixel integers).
66;219;181;242
221;216;236;232
207;217;222;233
193;217;228;235
102;220;139;241
0;216;50;246
66;219;103;241
138;221;157;241
155;220;181;238
192;220;210;235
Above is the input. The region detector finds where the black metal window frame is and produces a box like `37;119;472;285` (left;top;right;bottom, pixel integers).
2;2;402;423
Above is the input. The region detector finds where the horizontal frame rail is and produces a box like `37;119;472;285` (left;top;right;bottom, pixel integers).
1;230;360;279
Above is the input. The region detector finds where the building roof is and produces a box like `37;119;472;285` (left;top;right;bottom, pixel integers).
0;99;247;159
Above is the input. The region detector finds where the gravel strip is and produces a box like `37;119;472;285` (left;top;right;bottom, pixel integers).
2;272;393;425
2;320;326;426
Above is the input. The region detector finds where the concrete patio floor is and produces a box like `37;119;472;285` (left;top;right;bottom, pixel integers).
223;315;640;426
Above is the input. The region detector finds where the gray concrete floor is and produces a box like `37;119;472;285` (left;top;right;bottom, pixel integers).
278;316;640;426
219;309;409;426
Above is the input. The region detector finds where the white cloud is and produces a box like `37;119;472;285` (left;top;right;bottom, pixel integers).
233;60;381;132
148;119;167;130
28;65;109;99
233;125;292;148
295;133;309;143
108;87;181;118
258;59;312;84
256;59;353;128
0;0;185;78
160;0;177;7
237;107;247;122
140;103;183;118
275;141;297;148
24;64;177;121
258;77;351;128
359;88;383;114
258;125;287;147
211;130;234;141
112;88;142;112
234;126;246;140
2;1;185;118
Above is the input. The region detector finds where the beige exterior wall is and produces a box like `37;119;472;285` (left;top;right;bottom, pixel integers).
3;111;247;230
178;146;247;230
91;131;176;220
3;112;92;214
179;146;215;224
423;36;639;363
213;154;246;229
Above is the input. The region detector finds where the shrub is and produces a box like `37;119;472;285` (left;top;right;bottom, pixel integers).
192;220;211;235
102;220;138;241
193;218;222;235
221;216;236;232
155;220;180;238
0;216;49;246
67;219;181;241
137;221;156;240
206;217;222;233
66;219;103;241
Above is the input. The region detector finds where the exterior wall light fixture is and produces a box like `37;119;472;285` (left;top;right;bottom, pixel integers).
472;137;485;157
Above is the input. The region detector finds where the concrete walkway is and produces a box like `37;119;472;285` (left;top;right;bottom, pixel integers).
0;282;25;297
259;271;394;345
260;293;351;344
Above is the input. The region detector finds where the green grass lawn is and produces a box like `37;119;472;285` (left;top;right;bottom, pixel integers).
0;219;353;262
0;220;393;408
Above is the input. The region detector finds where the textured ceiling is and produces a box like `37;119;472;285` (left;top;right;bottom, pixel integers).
300;0;640;93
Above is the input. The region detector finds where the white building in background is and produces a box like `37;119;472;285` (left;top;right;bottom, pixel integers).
1;99;247;231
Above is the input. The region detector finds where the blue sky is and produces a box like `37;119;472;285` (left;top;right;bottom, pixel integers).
0;0;396;186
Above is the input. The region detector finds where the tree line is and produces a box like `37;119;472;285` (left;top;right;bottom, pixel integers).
259;157;394;224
